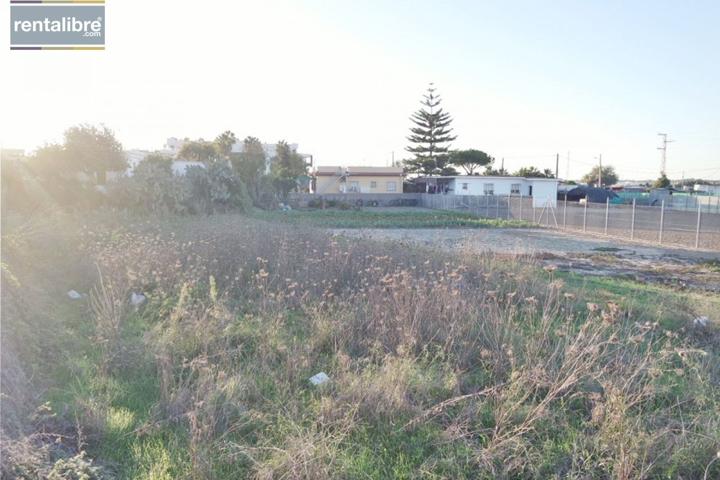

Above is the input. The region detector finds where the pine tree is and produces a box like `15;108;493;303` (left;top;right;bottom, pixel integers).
404;84;458;175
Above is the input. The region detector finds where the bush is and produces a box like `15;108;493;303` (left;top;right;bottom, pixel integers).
109;155;187;214
184;162;252;214
108;158;252;215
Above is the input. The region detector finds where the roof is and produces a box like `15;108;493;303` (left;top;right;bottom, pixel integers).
346;166;403;175
314;166;404;177
418;175;559;182
315;166;344;176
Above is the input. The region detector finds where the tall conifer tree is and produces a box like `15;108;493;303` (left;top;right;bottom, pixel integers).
405;84;458;175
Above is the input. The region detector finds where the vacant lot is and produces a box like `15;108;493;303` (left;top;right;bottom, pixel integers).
2;212;719;479
335;227;720;293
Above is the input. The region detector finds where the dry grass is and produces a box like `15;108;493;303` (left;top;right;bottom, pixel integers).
2;211;719;479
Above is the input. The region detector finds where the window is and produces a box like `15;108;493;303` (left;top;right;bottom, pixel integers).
462;183;468;191
511;183;521;195
483;183;494;195
386;181;397;192
370;181;377;188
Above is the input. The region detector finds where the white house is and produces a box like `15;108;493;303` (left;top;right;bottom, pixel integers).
420;175;559;207
694;184;720;196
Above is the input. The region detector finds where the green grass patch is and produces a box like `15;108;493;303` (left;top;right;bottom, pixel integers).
251;207;533;229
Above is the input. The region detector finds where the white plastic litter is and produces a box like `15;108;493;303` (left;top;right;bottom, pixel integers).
67;290;82;300
130;292;147;307
693;316;709;327
309;372;330;386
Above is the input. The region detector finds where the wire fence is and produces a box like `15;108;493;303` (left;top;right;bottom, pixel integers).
419;193;720;251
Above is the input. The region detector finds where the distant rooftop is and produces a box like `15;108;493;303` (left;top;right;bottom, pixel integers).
418;175;558;182
315;166;404;176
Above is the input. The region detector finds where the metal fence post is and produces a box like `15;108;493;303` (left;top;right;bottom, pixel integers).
533;199;537;223
563;194;567;229
507;195;511;220
519;194;524;220
658;200;665;244
695;203;702;249
604;197;609;235
583;201;587;232
495;195;500;218
630;198;636;240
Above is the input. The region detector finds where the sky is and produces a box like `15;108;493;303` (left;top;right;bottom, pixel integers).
1;0;719;180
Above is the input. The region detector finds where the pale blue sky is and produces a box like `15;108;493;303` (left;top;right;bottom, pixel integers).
1;0;718;179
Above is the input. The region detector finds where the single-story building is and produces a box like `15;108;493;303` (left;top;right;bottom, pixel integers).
313;166;404;194
418;175;560;207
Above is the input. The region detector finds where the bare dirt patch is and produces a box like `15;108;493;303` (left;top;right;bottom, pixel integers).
333;227;720;293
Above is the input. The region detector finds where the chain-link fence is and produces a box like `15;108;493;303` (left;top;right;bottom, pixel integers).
420;194;720;251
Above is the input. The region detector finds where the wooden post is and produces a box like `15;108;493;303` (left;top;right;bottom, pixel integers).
630;198;636;240
695;203;702;249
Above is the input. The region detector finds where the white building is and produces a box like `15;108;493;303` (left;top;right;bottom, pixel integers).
421;175;559;207
694;184;720;196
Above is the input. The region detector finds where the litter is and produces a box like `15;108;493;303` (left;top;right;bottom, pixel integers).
693;316;709;327
130;292;147;307
308;372;330;386
67;290;82;300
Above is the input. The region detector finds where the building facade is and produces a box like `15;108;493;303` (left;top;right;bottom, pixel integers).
313;166;404;194
420;175;559;207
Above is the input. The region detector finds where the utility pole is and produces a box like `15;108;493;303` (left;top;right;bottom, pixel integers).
501;157;505;174
566;151;570;179
598;154;603;188
555;153;559;179
657;133;673;176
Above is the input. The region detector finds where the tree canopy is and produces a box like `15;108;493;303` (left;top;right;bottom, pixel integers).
581;166;618;187
271;140;307;197
404;84;458;176
231;136;267;200
214;130;238;158
513;166;555;178
63;124;126;180
653;173;671;188
178;140;218;163
27;125;125;183
449;149;494;175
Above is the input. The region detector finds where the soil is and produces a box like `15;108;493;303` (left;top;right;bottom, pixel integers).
332;228;720;293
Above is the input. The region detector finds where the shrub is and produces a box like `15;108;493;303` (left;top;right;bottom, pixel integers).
185;162;252;214
109;155;187;214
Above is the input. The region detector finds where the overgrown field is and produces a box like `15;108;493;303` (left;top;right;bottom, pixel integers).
251;207;533;229
2;211;719;479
